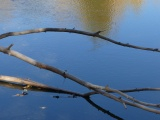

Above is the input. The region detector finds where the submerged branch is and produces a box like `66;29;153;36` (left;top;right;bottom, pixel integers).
0;28;160;52
0;75;83;97
0;75;123;119
85;97;124;120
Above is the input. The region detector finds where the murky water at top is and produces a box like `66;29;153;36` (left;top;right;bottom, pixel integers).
0;0;160;119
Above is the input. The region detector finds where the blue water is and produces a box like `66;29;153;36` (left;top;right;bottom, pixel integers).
0;0;160;119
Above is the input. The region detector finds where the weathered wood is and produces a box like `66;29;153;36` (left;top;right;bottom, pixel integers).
1;46;160;114
1;28;160;114
0;75;83;97
0;28;160;52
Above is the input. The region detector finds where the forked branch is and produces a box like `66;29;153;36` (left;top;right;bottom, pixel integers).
0;45;160;114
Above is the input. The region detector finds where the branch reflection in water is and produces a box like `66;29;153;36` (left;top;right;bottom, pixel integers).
0;79;123;120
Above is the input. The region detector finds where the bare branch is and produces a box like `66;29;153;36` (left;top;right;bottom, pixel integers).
1;46;160;114
84;88;160;108
0;28;160;52
0;75;83;97
6;44;14;50
1;28;160;114
84;87;160;97
119;88;160;92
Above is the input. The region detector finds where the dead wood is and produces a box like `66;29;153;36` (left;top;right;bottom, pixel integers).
1;45;160;114
0;28;160;52
1;28;160;114
0;75;83;97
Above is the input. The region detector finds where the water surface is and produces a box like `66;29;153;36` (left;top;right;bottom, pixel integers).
0;0;160;120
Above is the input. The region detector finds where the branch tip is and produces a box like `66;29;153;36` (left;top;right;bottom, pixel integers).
7;44;14;50
154;48;159;51
63;70;67;78
123;102;127;109
105;85;110;91
94;30;106;36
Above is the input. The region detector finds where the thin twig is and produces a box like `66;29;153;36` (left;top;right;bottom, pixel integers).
6;44;14;50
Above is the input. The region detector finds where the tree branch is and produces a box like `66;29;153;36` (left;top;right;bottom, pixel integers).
0;28;160;52
0;75;83;97
1;45;160;114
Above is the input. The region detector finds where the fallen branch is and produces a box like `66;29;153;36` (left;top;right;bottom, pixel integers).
0;75;83;97
0;75;123;119
1;45;160;114
0;28;160;52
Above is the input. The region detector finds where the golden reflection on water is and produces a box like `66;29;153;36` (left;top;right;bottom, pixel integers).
0;0;144;34
129;0;144;9
0;0;146;48
0;0;14;22
75;0;144;34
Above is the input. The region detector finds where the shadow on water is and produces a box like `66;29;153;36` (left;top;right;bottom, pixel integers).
84;98;124;120
0;81;124;120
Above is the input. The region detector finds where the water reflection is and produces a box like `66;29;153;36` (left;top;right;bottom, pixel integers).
75;0;125;34
0;80;124;120
129;0;144;11
0;0;145;48
76;0;144;34
0;0;144;32
85;98;124;120
0;0;14;23
1;1;159;119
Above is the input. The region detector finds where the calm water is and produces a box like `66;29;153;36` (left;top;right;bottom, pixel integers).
1;0;160;120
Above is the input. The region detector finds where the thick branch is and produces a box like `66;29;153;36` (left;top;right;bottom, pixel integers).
0;46;103;90
0;75;123;119
0;75;83;97
1;46;160;114
0;28;160;52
